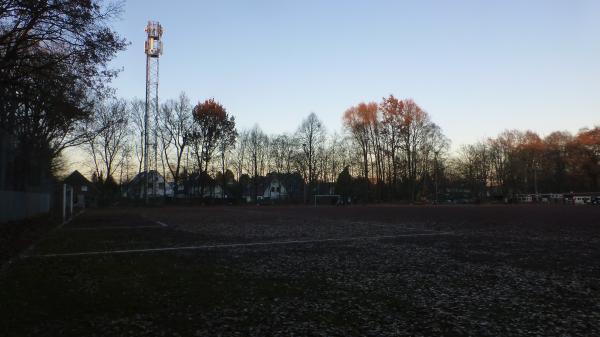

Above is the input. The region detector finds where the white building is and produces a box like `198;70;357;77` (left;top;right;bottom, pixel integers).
126;170;173;199
262;177;288;200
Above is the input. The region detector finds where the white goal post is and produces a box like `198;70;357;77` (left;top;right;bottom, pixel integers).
313;194;341;206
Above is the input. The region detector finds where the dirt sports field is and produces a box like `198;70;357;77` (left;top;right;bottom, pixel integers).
1;205;600;336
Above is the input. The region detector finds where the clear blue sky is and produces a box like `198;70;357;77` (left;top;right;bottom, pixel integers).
109;0;600;148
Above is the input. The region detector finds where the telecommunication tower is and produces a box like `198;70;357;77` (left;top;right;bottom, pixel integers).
144;21;163;202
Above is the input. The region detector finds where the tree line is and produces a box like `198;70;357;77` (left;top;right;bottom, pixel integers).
451;128;600;201
84;93;600;203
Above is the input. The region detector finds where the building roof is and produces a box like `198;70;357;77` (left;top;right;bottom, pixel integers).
129;170;165;185
64;170;93;187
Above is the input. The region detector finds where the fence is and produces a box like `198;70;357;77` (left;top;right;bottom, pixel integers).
0;190;51;222
0;127;55;223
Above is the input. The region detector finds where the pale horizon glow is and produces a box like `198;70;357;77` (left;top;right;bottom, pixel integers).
67;0;600;174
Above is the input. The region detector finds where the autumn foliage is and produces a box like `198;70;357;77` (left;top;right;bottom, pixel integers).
343;96;446;201
191;98;236;197
451;127;600;199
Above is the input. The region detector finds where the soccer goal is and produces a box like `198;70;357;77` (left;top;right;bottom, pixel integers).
314;194;341;206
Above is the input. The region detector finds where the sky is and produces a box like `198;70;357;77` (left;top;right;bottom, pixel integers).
107;0;600;149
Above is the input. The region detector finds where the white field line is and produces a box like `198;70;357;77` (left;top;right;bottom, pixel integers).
139;213;169;228
29;231;454;258
1;210;86;276
366;224;431;231
350;221;430;231
61;218;169;230
62;225;165;231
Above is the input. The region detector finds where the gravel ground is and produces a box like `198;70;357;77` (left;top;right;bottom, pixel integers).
1;205;599;336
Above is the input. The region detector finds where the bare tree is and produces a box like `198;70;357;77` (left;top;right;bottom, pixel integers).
324;133;344;183
271;134;296;174
380;95;404;193
247;125;268;201
234;130;249;181
296;112;326;202
397;99;437;201
217;116;237;198
159;93;193;197
129;99;146;175
118;142;134;185
84;99;130;181
453;142;490;201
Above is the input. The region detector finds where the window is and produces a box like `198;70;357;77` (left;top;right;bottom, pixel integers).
81;186;88;192
276;187;280;192
271;187;275;192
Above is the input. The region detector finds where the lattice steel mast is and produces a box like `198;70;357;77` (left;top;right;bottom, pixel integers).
144;21;163;203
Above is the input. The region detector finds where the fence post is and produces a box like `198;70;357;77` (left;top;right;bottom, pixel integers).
69;186;73;216
63;184;67;222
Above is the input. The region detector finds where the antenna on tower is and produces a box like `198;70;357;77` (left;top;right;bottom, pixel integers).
144;21;163;203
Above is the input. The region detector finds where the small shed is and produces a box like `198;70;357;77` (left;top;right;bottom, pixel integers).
64;170;96;208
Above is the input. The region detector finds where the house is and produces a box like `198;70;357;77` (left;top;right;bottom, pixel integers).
263;176;287;200
167;182;186;198
243;172;304;203
178;170;241;199
182;172;224;199
201;184;227;199
63;170;96;208
126;170;173;199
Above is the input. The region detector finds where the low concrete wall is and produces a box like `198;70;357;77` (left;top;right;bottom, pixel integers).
0;190;51;223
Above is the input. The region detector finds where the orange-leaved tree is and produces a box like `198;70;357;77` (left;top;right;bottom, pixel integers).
191;98;234;198
343;102;377;181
